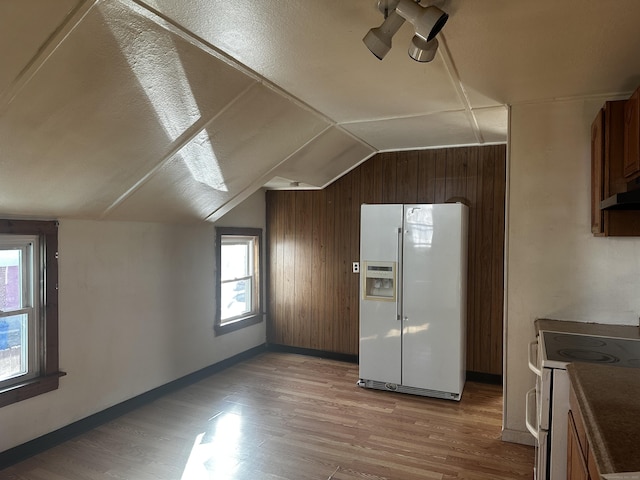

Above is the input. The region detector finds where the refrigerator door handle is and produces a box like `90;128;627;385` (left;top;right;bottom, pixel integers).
396;227;403;321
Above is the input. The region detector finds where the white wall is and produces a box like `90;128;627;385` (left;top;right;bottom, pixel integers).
0;190;267;452
503;99;640;443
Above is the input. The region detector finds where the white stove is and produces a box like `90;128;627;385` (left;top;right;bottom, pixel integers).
527;330;640;480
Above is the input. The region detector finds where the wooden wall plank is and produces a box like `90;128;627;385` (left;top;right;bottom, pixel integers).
265;192;277;343
265;145;507;375
294;191;313;348
381;153;397;203
282;192;297;345
434;149;447;203
372;154;385;204
490;146;507;375
349;167;362;354
445;148;468;202
476;152;496;374
323;183;337;351
396;152;418;204
334;175;353;353
464;149;480;372
417;150;436;203
358;158;377;206
310;190;327;351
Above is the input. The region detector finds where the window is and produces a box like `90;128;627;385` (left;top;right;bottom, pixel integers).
0;235;39;385
215;227;262;335
0;220;62;408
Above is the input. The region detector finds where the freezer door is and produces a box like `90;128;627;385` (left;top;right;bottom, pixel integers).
401;203;467;394
359;204;403;384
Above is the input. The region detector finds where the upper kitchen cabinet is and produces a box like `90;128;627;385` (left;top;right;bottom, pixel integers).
591;99;640;236
624;86;640;178
591;107;605;235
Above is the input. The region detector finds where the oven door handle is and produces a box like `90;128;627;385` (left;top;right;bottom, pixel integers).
527;340;542;376
525;387;539;440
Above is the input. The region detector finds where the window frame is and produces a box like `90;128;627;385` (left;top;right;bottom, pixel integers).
0;219;63;408
0;233;40;385
214;227;263;336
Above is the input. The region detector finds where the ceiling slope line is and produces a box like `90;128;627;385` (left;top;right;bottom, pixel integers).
509;90;634;107
99;81;260;220
202;123;341;222
0;0;101;113
203;118;378;221
317;149;378;190
201;123;381;222
127;0;339;128
375;140;507;154
333;124;378;153
437;33;485;144
337;107;476;126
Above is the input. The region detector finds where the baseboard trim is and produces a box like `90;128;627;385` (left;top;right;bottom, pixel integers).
501;428;536;446
0;343;267;470
266;344;358;364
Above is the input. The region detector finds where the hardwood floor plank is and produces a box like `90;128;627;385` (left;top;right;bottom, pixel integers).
2;353;533;479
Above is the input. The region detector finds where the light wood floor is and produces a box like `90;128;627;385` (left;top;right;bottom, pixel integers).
2;352;533;479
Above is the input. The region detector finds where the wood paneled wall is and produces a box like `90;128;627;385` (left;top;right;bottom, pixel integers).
266;145;506;376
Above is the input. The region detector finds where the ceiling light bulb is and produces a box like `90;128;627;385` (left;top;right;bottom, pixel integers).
395;1;449;41
408;35;438;62
363;10;405;60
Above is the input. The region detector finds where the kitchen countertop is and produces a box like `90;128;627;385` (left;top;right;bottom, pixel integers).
535;318;640;339
567;362;640;476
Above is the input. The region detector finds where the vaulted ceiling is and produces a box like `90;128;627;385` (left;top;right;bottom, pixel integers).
2;0;640;222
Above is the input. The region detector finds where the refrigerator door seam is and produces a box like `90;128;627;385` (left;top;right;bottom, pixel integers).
397;227;403;322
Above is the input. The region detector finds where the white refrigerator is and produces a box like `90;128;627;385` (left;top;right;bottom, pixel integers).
358;203;468;401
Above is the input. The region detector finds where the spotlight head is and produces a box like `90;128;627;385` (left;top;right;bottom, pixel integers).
363;0;449;62
408;35;438;62
363;10;405;60
420;6;449;41
395;1;449;41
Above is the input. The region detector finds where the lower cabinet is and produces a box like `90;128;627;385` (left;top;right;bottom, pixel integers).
568;411;589;480
568;387;601;480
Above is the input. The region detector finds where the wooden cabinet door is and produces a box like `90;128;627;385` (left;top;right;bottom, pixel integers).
568;412;589;480
624;87;640;178
590;100;640;236
591;108;605;235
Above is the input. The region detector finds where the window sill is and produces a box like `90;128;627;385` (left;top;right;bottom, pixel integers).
214;313;263;336
0;371;66;408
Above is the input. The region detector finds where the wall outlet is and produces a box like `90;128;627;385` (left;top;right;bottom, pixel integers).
352;262;360;273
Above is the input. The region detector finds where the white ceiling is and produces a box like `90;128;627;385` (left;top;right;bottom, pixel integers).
2;0;640;222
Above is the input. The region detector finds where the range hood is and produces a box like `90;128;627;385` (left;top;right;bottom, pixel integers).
601;177;640;210
601;189;640;210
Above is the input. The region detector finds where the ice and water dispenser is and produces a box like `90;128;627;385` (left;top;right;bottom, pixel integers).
362;261;396;301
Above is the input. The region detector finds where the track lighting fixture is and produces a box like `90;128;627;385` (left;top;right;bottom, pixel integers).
363;0;448;62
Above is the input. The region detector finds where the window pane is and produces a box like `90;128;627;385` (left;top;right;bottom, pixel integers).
215;228;262;335
0;249;22;311
0;313;27;381
221;243;249;281
221;279;252;321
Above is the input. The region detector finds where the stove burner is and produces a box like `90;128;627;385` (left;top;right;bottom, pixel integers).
553;335;607;348
557;348;619;363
